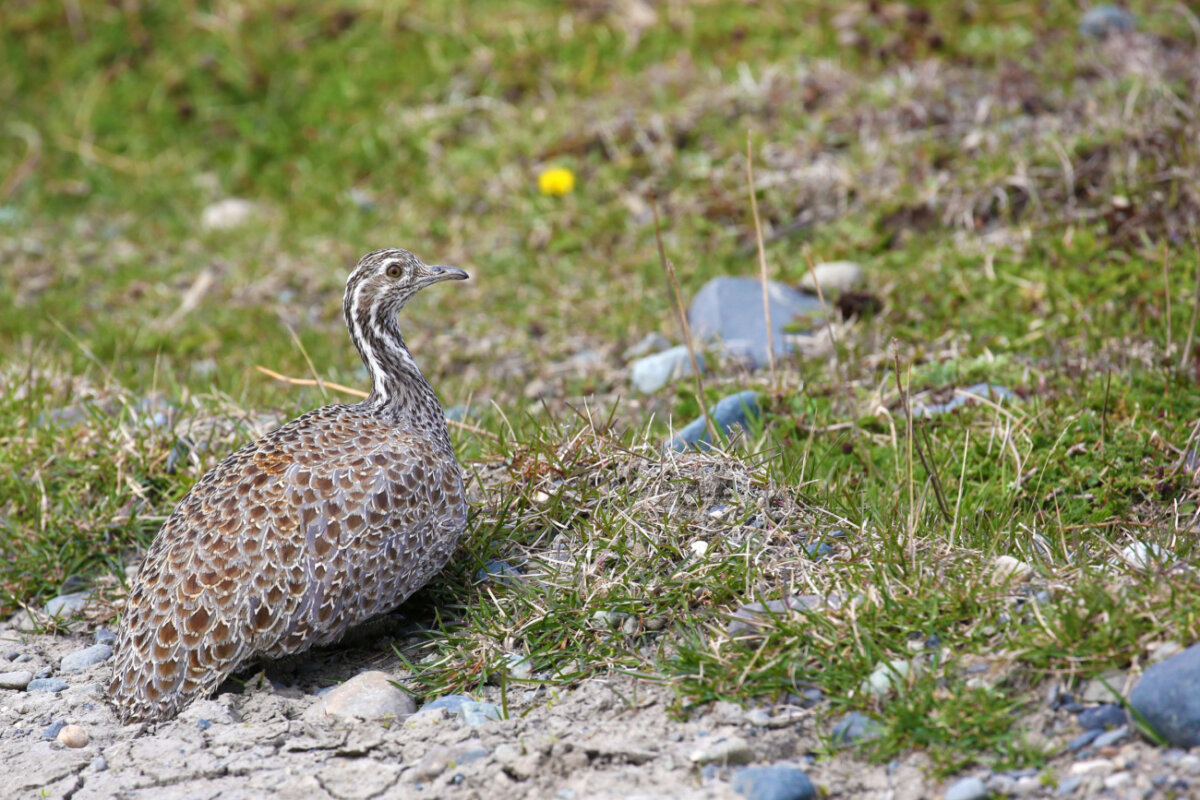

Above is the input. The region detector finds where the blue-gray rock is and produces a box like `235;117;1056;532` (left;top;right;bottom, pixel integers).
1129;642;1200;747
475;559;522;585
444;405;474;423
90;757;108;772
1077;704;1126;730
458;700;502;726
631;345;704;394
805;542;835;560
688;276;823;367
44;591;93;618
913;384;1015;418
1079;5;1136;38
1067;729;1102;751
0;670;33;689
670;390;761;451
830;712;882;746
27;677;69;692
42;721;66;740
944;776;988;800
94;628;117;646
60;643;113;672
1092;725;1128;747
197;718;212;731
1056;777;1082;795
421;694;475;714
624;332;672;360
731;765;816;800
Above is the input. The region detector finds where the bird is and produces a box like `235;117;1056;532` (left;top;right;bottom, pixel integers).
108;248;469;724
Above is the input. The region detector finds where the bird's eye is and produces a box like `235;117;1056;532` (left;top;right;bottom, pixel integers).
386;263;403;279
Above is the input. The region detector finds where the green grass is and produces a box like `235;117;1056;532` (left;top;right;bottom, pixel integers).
3;0;1200;782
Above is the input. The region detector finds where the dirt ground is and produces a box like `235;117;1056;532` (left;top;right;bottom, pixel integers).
0;623;1191;800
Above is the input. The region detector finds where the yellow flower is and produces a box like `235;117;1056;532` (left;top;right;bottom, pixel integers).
537;167;575;197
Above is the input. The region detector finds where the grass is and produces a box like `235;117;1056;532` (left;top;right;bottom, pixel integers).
3;0;1200;783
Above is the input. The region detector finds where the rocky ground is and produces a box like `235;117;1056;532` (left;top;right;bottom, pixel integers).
2;617;1199;800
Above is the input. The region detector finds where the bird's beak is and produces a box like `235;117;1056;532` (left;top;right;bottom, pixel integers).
427;265;469;283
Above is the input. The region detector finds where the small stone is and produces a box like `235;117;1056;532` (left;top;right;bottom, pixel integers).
504;654;534;680
670;390;762;451
1148;640;1183;665
306;670;417;721
944;776;989;800
44;591;93;618
1068;730;1102;752
992;555;1032;584
689;735;754;766
94;628;117;646
623;332;672;360
1070;759;1115;777
458;700;502;726
1103;772;1132;789
727;594;828;638
797;261;864;294
60;644;113;672
1117;541;1170;570
1092;725;1128;748
420;694;474;714
1079;5;1136;38
475;559;522;585
56;724;89;748
831;712;882;746
861;659;915;697
1130;642;1200;747
1077;704;1127;730
631;345;704;394
89;756;107;772
730;764;816;800
688;276;824;367
1056;777;1082;795
27;677;69;693
42;721;66;739
0;670;33;689
1080;669;1127;704
201;198;260;230
913;383;1016;418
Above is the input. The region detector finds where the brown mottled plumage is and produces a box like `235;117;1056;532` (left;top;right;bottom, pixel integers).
108;248;468;723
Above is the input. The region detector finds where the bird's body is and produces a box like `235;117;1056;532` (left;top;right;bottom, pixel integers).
108;249;468;723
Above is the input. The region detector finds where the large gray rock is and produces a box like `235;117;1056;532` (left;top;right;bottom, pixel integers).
1129;642;1200;747
688;277;823;367
731;764;816;800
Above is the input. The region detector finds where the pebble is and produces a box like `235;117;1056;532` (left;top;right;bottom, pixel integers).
689;735;754;766
944;776;989;800
89;756;108;772
94;628;117;646
42;721;66;739
1130;642;1200;747
1148;640;1183;665
831;712;882;746
913;383;1015;418
475;559;522;585
44;590;93;618
730;764;816;800
420;694;474;714
200;198;261;230
1070;759;1115;777
797;261;864;294
1117;541;1169;570
1056;777;1082;795
503;654;534;681
992;555;1032;584
306;670;417;721
1077;704;1126;730
60;643;113;672
631;345;704;394
727;594;827;638
1091;725;1128;748
1068;730;1102;752
1079;5;1136;38
670;390;761;451
27;677;69;693
0;670;33;689
56;724;89;748
411;741;490;781
458;700;502;726
688;276;823;367
623;332;672;360
1079;669;1127;703
861;659;915;698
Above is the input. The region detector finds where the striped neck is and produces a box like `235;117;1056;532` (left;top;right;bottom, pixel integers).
343;276;449;445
